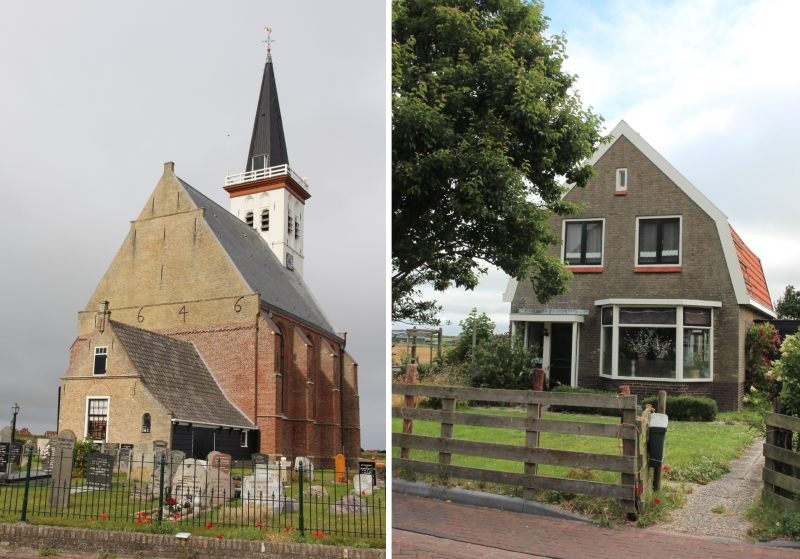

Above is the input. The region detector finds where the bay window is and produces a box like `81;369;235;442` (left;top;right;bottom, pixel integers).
600;303;713;380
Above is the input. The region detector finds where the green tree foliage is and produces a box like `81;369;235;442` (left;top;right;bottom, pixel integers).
776;334;800;417
392;0;607;323
446;308;495;363
470;333;539;391
744;322;781;396
776;285;800;319
71;438;98;478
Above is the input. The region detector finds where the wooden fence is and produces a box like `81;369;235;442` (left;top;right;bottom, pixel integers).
763;398;800;512
391;384;651;514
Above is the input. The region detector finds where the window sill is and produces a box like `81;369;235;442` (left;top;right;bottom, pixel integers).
567;266;603;273
599;373;712;382
633;266;682;273
614;191;627;196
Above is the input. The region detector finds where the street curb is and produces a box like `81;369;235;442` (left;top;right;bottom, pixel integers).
0;523;386;559
392;478;591;523
755;540;800;549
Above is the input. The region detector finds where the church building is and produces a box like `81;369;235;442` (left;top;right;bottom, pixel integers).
57;48;361;465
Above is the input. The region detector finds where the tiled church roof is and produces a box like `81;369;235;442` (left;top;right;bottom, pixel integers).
729;226;773;311
112;320;254;429
177;177;341;342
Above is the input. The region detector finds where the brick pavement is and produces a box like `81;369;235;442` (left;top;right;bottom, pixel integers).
393;493;800;559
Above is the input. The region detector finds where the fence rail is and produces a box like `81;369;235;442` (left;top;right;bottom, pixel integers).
391;383;649;514
0;448;384;539
763;402;800;513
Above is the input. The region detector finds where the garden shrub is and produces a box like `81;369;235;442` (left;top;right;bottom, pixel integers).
548;385;622;417
470;334;539;392
745;322;781;397
640;395;717;421
776;333;800;417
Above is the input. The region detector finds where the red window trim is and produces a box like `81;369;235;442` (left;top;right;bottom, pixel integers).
567;266;603;273
614;191;627;196
633;266;682;273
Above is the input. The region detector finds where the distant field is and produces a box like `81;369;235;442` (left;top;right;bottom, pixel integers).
392;343;449;364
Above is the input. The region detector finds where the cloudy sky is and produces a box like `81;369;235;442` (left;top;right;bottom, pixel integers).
400;0;800;337
0;2;386;449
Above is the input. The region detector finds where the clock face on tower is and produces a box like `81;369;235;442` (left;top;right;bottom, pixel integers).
286;253;294;269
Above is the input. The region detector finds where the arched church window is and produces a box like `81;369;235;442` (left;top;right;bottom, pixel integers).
142;413;151;433
261;209;269;231
246;212;254;227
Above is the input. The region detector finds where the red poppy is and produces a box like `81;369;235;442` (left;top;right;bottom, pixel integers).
174;513;181;519
255;522;263;527
635;487;643;493
206;523;212;529
137;519;142;524
662;465;671;471
312;531;325;537
91;518;96;522
654;499;661;505
215;535;223;539
139;512;147;517
100;514;107;521
145;518;151;525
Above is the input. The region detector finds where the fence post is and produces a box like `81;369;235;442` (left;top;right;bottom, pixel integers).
157;456;165;525
400;361;417;460
438;398;456;480
18;446;34;523
523;394;541;501
621;398;637;519
652;390;667;491
298;463;305;537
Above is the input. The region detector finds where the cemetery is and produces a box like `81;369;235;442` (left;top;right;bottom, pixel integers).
0;431;385;543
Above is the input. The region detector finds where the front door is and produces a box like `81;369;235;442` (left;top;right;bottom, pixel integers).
192;427;215;459
549;323;573;387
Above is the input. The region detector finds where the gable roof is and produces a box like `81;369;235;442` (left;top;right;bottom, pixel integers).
557;120;775;317
111;320;255;429
730;226;772;310
176;177;342;341
246;55;289;171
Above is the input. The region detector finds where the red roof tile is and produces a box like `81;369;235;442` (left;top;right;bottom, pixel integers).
730;226;772;310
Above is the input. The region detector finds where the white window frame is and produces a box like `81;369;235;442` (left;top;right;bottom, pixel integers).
616;168;628;192
240;430;248;448
85;396;110;443
561;218;605;267
634;215;683;268
93;346;108;376
598;303;714;382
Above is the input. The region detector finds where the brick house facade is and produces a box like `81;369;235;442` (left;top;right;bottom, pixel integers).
58;53;361;466
505;121;774;410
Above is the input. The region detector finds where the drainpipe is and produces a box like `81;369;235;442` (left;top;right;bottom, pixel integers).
339;343;345;457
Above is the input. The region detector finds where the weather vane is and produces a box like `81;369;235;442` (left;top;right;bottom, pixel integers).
263;27;275;58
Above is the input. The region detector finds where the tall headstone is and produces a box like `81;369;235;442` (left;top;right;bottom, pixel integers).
0;442;10;475
130;443;154;484
118;446;132;472
207;451;232;475
335;454;347;483
48;430;76;508
153;440;168;466
0;426;11;443
207;453;234;506
172;459;210;509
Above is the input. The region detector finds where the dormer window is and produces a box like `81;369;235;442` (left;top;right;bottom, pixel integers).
261;209;270;231
252;155;267;171
245;211;254;228
93;347;107;375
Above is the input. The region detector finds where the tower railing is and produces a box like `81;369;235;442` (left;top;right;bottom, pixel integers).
225;164;309;192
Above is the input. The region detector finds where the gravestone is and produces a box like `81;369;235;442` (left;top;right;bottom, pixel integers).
41;444;55;474
206;467;234;506
251;453;268;467
36;438;49;452
328;495;369;515
87;453;115;489
48;430;76;508
242;466;282;500
10;441;23;466
279;456;292;482
353;474;373;496
207;451;232;475
153;440;168;466
334;454;347;483
0;442;10;475
293;456;314;481
172;459;210;509
358;460;377;487
0;426;11;443
168;450;186;468
130;443;154;484
118;446;132;472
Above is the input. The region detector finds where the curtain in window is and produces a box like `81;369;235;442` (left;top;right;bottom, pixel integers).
564;223;583;262
619;307;676;325
585;222;602;263
639;221;658;263
662;220;680;262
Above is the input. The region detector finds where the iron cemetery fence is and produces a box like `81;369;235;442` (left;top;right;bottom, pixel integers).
392;383;652;515
763;397;800;512
0;447;385;538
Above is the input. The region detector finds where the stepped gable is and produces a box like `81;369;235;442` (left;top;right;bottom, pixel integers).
111;320;254;429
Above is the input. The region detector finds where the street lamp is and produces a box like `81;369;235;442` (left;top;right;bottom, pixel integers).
10;403;19;444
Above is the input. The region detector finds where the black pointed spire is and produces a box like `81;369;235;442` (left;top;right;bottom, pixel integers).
246;53;289;172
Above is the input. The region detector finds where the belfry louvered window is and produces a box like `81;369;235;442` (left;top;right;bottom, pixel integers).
261;209;269;231
245;211;254;228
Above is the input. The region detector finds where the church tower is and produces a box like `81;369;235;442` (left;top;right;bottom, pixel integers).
224;34;308;277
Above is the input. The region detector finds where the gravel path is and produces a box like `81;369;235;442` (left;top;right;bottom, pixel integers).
649;437;764;540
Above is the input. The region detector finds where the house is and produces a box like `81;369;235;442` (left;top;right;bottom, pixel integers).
58;50;361;465
17;428;31;436
504;121;774;410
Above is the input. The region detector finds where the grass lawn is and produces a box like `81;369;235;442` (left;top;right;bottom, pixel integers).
392;406;758;524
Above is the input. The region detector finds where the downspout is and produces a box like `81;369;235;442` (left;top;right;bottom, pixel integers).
339;345;345;456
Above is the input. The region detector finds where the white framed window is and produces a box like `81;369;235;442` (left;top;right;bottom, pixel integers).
562;219;604;266
616;168;628;193
240;430;248;447
252;154;267;170
599;303;713;381
635;215;682;267
86;397;109;442
93;347;108;376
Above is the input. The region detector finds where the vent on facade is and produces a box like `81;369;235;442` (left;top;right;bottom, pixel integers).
246;212;254;228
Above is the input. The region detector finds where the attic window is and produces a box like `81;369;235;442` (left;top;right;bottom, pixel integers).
93;347;108;376
252;155;267;171
142;413;151;433
261;209;270;231
616;168;628;194
245;212;254;228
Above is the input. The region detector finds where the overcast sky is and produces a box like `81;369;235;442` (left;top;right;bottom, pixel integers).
398;0;800;337
0;2;386;449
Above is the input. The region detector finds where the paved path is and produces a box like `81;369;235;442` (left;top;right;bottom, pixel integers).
652;437;764;539
393;493;800;559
